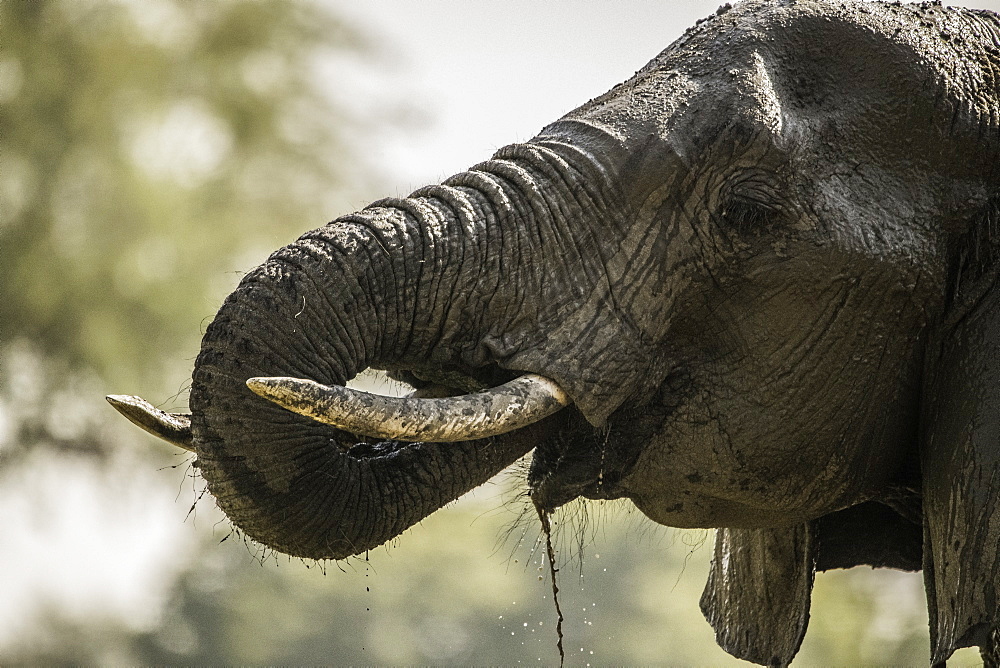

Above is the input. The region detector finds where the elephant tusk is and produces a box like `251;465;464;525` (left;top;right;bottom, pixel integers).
106;394;195;452
245;373;571;443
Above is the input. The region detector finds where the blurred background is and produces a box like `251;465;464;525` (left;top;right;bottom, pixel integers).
2;0;998;664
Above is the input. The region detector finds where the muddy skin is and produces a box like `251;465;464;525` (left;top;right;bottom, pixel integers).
110;1;1000;665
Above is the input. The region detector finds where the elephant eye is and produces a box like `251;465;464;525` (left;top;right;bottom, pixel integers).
719;195;778;229
715;169;788;233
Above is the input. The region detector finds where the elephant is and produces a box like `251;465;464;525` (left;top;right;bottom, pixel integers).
107;0;1000;665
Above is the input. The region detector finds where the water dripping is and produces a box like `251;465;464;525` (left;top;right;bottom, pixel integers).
534;502;565;667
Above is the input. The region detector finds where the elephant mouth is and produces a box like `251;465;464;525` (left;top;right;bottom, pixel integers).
525;408;638;513
527;370;685;514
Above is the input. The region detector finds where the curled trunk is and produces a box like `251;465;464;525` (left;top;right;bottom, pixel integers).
188;140;629;559
189;214;524;559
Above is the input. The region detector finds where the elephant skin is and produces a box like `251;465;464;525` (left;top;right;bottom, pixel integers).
121;1;1000;665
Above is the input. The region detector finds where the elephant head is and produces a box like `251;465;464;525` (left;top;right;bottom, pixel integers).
109;1;1000;664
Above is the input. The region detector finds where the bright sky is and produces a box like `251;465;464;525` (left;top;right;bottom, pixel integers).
327;1;732;193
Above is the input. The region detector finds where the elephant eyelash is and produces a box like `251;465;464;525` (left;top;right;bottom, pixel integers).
715;166;787;230
719;196;779;229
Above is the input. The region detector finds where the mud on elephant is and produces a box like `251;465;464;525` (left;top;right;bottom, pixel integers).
109;1;1000;665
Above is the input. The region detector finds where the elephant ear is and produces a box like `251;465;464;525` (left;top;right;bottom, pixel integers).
700;524;815;667
921;201;1000;665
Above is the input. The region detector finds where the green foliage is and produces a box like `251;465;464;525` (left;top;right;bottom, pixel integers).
0;0;379;659
1;0;363;395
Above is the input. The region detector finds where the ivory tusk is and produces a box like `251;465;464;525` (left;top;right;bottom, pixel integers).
245;373;571;442
106;394;195;452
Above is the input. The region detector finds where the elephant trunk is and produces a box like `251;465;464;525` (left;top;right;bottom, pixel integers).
187;140;621;559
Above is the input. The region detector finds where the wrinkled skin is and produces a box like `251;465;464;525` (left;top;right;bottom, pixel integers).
166;1;1000;665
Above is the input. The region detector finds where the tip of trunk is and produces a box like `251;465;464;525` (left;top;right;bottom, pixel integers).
106;394;194;451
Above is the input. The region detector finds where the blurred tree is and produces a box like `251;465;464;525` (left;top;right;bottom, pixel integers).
0;0;383;662
0;0;370;459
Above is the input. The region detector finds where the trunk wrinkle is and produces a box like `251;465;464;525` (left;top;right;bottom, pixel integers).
191;134;637;558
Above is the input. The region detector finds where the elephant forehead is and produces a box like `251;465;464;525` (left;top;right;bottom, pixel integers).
616;0;996;155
